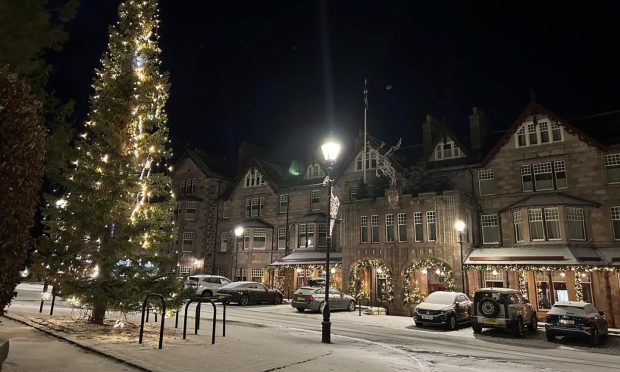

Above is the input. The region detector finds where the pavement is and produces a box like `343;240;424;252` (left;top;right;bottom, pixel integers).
1;307;423;372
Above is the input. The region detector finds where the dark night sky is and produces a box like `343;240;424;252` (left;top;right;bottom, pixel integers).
49;1;620;163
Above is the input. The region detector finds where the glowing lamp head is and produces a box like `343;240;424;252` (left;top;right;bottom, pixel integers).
234;226;244;237
321;139;341;163
454;220;465;232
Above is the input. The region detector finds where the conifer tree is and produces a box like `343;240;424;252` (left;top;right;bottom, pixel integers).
38;0;184;324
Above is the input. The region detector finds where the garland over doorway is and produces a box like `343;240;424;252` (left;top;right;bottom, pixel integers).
348;258;394;302
403;258;455;305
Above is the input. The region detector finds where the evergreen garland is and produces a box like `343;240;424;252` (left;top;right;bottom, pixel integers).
403;258;455;305
348;258;394;302
575;273;584;302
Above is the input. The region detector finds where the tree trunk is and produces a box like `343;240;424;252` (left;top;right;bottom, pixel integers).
91;303;107;325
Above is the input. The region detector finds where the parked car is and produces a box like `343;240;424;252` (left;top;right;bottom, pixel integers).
291;287;356;313
413;291;472;330
215;281;283;305
545;301;608;346
471;288;537;337
186;275;232;297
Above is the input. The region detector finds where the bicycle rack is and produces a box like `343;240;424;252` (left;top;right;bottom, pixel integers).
139;293;166;349
182;297;226;344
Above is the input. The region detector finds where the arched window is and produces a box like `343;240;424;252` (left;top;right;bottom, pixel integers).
243;167;264;188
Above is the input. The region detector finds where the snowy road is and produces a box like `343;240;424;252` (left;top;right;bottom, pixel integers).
8;283;620;371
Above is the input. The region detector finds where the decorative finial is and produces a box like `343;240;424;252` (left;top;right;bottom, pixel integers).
530;89;536;102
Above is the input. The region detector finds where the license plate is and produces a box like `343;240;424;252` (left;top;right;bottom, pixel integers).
421;315;434;320
484;317;498;324
559;319;574;325
297;296;305;301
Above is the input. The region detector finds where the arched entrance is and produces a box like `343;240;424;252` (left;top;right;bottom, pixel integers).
403;258;455;306
348;258;394;306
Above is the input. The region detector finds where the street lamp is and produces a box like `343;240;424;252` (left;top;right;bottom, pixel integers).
233;226;244;281
454;220;466;292
320;137;341;344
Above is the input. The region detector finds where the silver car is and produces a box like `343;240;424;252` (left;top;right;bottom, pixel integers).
291;287;356;313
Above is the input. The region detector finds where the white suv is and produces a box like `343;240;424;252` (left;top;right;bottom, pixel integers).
186;275;232;297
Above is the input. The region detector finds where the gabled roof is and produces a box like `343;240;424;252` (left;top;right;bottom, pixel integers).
222;159;288;198
176;148;235;180
424;120;474;161
481;101;607;166
502;192;600;211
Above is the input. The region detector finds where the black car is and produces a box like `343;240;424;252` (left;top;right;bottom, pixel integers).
215;281;283;306
545;301;608;346
413;291;472;330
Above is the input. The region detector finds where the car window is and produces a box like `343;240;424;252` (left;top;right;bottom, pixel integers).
221;278;231;285
247;283;258;289
457;295;467;302
315;288;325;295
474;291;502;302
585;305;596;314
257;283;268;291
549;305;586;316
295;288;316;295
330;288;341;295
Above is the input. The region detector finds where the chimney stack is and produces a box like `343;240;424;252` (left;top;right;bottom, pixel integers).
469;107;488;152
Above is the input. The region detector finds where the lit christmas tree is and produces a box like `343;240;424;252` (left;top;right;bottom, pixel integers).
38;0;185;324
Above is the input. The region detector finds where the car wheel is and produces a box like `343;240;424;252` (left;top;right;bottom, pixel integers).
590;327;599;346
472;322;482;333
512;317;524;338
239;294;249;306
415;321;424;327
528;314;538;332
446;314;457;331
478;298;500;317
546;332;555;341
201;290;213;297
319;302;326;314
296;307;305;313
347;300;356;312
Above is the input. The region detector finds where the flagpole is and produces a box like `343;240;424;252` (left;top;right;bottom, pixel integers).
363;78;368;184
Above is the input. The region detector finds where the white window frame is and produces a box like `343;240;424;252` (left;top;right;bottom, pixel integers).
516;120;564;148
533;162;553;191
426;211;436;242
481;214;499;244
182;232;194;252
251;268;264;281
279;194;288;214
567;207;586;241
355;151;377;171
360;216;369;243
180;178;197;196
544;207;561;240
307;224;315;247
398;213;407;242
434;139;463;161
514;210;523;242
253;228;267;250
179;265;190;275
521;165;533;192
414;212;423;242
612;206;620;241
222;201;230;219
243;167;265;188
277;227;286;249
604;153;620;184
528;209;545;241
185;201;197;220
385;214;395;242
478;169;495;196
298;224;307;248
554;160;568;189
310;190;320;211
371;215;379;243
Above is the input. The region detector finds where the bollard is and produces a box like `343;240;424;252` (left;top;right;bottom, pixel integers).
175;306;180;328
49;294;56;316
358;297;362;316
287;285;290;301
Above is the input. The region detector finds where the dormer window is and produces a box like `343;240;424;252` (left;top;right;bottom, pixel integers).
433;139;463;161
355;151;377;171
515;119;564;148
306;162;325;179
243;167;265;188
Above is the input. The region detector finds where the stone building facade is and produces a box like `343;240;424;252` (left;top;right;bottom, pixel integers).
172;101;620;326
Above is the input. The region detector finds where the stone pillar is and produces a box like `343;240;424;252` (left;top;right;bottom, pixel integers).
565;271;576;301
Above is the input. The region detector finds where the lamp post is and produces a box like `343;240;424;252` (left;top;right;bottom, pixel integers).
233;226;244;281
454;220;466;292
321;138;341;344
375;266;383;307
